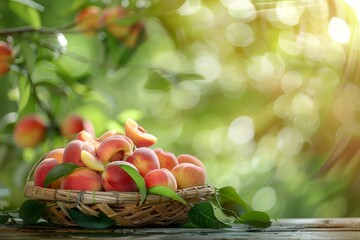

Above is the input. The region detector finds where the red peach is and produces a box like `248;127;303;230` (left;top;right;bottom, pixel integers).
102;6;128;39
101;161;138;192
0;41;13;76
14;115;47;148
144;168;177;191
75;6;103;35
171;163;207;189
124;118;157;148
62;140;95;167
177;154;206;169
154;148;178;171
61;168;102;191
96;135;133;163
33;158;62;189
125;147;160;177
60;114;94;138
44;148;64;164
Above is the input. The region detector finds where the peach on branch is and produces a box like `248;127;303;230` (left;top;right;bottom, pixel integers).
144;168;177;191
154;148;178;171
14;115;47;148
61;168;102;191
177;154;206;169
33;158;62;189
125;147;160;177
124;118;157;148
62;140;95;167
75;5;103;35
96;135;133;163
171;163;207;189
60;114;94;138
0;41;13;76
101;161;138;192
44;148;64;164
102;6;129;39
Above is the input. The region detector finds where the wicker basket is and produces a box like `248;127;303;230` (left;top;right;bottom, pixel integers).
24;181;215;227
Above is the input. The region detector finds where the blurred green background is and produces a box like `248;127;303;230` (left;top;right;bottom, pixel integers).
1;0;360;219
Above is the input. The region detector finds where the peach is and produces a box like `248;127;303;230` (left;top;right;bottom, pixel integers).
144;168;177;191
61;168;102;191
154;148;178;171
177;154;206;169
80;150;105;172
98;130;120;141
96;135;133;163
0;41;13;76
75;5;103;35
101;161;138;192
125;147;160;177
44;148;64;164
171;163;207;189
102;6;129;39
33;158;62;189
60;114;94;138
14;115;47;148
62;140;95;167
76;130;100;150
124;118;157;148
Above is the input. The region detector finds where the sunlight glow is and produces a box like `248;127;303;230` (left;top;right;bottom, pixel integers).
56;33;68;47
328;17;351;44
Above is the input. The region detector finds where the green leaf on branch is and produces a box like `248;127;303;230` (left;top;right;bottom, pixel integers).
236;211;272;228
9;0;43;28
19;199;45;225
188;202;231;229
218;186;252;212
68;209;115;229
144;70;172;91
17;76;36;117
120;165;147;205
148;186;187;204
44;163;79;188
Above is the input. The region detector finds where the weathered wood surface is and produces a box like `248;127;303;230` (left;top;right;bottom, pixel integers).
2;218;360;239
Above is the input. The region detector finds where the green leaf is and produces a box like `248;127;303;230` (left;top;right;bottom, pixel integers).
148;186;187;204
0;214;9;224
19;199;45;225
120;165;147;205
236;211;272;228
218;186;252;212
9;0;42;28
17;76;36;117
176;73;204;81
10;0;44;11
188;202;231;229
43;163;79;188
68;209;115;229
144;70;172;91
20;42;36;74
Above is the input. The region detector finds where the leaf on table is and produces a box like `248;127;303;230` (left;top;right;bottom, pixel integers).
218;186;253;212
19;199;45;225
236;210;272;228
44;163;79;188
68;209;115;229
148;186;187;204
188;202;231;229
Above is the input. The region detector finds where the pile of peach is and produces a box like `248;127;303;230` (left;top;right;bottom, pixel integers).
33;119;207;192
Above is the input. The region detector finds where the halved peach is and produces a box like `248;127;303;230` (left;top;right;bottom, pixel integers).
124;118;157;148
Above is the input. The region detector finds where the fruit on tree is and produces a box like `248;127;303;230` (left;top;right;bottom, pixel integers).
60;114;94;138
14;115;47;148
0;41;13;76
75;5;103;35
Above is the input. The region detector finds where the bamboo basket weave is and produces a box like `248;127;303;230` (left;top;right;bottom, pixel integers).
24;181;215;227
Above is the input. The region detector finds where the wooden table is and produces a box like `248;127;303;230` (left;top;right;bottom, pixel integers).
1;218;360;239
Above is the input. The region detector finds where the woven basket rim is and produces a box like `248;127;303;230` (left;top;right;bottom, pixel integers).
24;181;216;205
